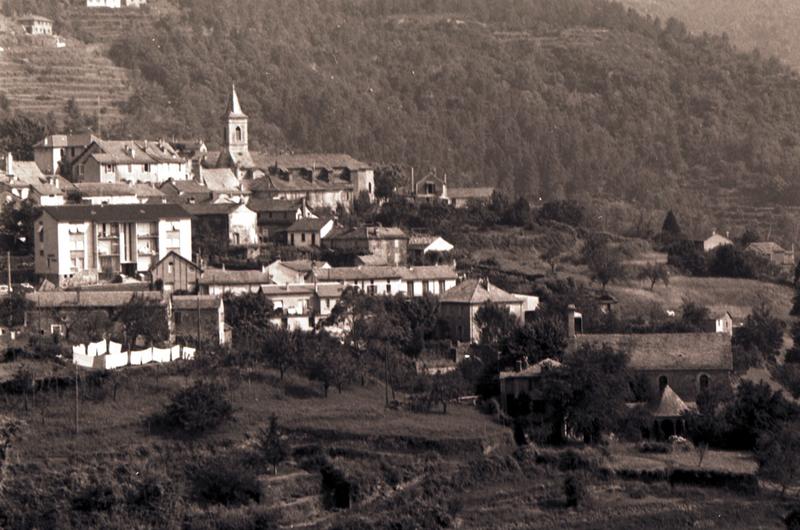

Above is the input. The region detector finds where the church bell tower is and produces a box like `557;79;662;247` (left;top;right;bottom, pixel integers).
218;84;254;170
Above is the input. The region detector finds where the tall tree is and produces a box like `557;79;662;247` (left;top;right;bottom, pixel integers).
258;414;289;475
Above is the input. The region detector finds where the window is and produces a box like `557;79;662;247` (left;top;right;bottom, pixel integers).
425;182;435;194
407;281;414;296
367;282;376;295
144;164;151;172
167;261;174;274
422;281;430;295
386;281;392;294
439;280;446;293
312;233;316;245
105;164;113;173
50;324;63;336
368;182;373;193
658;375;668;390
301;233;306;243
235;126;243;142
699;374;710;391
38;226;44;243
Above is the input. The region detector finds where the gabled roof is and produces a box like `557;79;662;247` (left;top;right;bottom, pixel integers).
287;218;331;232
202;168;244;193
313;266;403;281
249;172;354;193
572;332;733;371
26;290;164;308
440;279;520;305
199;268;271;286
315;282;344;298
355;255;388;266
40;203;189;223
159;179;211;195
73;182;164;197
251;153;371;171
19;14;52;23
398;265;458;281
447;187;495;200
150;250;200;273
279;259;330;273
246;197;302;213
88;139;184;166
326;226;408;241
172;295;221;310
747;241;788;254
182;202;248;217
408;235;438;248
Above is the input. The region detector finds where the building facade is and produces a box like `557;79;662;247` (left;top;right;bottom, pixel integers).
439;279;525;343
323;226;409;266
71;139;188;184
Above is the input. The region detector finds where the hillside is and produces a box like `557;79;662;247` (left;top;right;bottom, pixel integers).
620;0;800;70
0;15;132;125
100;0;800;214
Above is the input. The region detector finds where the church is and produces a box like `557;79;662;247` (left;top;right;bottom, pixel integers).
214;86;375;211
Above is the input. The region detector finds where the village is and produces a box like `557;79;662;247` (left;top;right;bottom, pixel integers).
0;2;799;528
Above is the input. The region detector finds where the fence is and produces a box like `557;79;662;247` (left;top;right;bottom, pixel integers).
72;340;195;370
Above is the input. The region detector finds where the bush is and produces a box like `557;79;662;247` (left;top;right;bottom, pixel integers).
564;474;586;508
188;455;262;506
638;441;672;454
786;507;800;530
149;381;233;435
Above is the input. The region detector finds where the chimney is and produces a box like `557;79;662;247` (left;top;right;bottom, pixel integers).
5;153;13;177
44;137;49;147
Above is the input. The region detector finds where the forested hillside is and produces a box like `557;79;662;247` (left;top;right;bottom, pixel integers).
621;0;800;70
6;0;800;213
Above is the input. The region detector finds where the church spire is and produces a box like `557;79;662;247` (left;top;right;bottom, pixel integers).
225;84;247;118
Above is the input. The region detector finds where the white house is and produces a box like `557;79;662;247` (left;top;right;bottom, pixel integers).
703;231;733;252
18;14;53;35
198;268;272;296
34;203;192;283
286;218;335;248
311;264;458;297
1;153;68;206
72;182;165;205
71;139;188;184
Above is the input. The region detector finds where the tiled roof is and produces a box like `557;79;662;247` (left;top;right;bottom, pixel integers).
159;179;210;195
408;235;437;248
251;152;371;171
34;133;97;149
19;14;52;23
747;242;788;254
150;250;200;273
89;139;185;166
327;226;408;241
650;385;692;417
447;187;495;200
246;197;302;213
398;265;458;281
287;218;331;232
249;173;353;193
261;284;316;296
26;290;164;308
172;295;221;310
199;268;271;286
182;203;244;216
202;168;243;192
315;283;344;298
440;279;520;305
313;266;403;281
73;182;164;197
500;358;562;379
355;255;388;266
279;259;327;273
41;203;190;223
572;332;733;371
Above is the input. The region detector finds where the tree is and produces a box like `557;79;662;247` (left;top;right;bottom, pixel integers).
151;381;233;434
428;371;466;414
540;343;630;444
679;300;711;331
114;294;169;350
733;302;785;362
374;165;405;200
660;210;682;241
582;234;625;290
68;309;112;344
739;228;760;248
258;414;289;475
0;201;39;254
707;245;760;278
504;315;567;365
0;290;28;327
63;97;97;134
475;302;519;350
725;381;797;449
504;197;531;226
666;239;705;275
224;292;274;354
637;262;669;290
538;200;585;227
262;327;296;380
791;286;800;317
787;321;800;363
539;231;572;274
756;422;800;497
303;333;355;397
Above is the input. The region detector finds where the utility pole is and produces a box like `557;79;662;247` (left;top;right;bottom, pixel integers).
74;364;79;436
6;251;11;293
384;347;389;408
196;290;201;348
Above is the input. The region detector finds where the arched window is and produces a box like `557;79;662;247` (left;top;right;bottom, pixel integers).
658;375;668;390
235;126;243;142
699;374;710;391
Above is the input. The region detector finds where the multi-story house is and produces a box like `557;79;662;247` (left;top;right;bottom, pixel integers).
71;139;188;184
247;198;314;244
18;14;53;35
34;203;192;283
34;134;97;176
323;226;409;266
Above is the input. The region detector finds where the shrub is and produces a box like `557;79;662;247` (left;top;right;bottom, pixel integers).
638;441;671;454
150;381;233;435
188;455;261;506
564;474;586;508
786;507;800;530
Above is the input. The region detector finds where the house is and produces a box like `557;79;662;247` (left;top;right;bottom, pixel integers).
565;305;733;403
198;268;272;296
702;311;733;335
447;187;495;208
399;265;458;297
34;133;96;176
247;198;314;243
182;203;258;250
34;203;192;283
746;241;796;268
413;173;447;201
264;259;330;285
702;231;733;252
150;251;202;293
500;358;563;418
439;279;525;343
19;14;53;35
172;295;226;346
323;226;409;266
71;182;165;205
86;0;146;7
408;235;454;263
312;266;405;296
199;167;248;203
287;218;335;248
266;283;344;332
0;154;69;206
159;179;214;204
71;139;188;184
24;290;165;337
